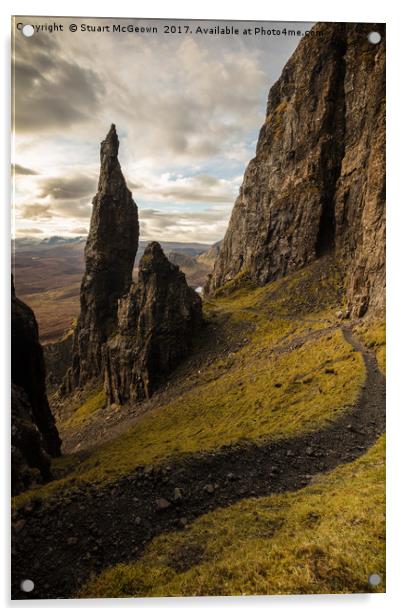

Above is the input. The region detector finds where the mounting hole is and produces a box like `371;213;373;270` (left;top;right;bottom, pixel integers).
368;31;381;44
20;579;34;592
22;24;35;37
368;572;382;586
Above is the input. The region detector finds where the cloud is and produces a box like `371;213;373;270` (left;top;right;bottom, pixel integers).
52;199;93;220
16;227;44;235
37;174;96;200
71;227;89;235
13;164;38;175
12;18;312;243
159;187;231;204
13;32;105;133
159;174;234;203
21;203;53;220
129;172;239;205
14;22;272;160
110;37;267;163
139;206;230;244
127;180;144;191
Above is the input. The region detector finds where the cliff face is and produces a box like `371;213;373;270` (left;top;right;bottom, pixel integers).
65;125;139;391
44;332;73;393
334;25;385;317
196;240;222;270
11;279;61;492
11;384;51;495
167;251;210;288
104;242;203;404
205;23;385;318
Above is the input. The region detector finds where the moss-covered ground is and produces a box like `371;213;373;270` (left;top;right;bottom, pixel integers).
79;434;385;597
12;256;386;599
13;259;367;507
356;320;385;374
63;388;106;428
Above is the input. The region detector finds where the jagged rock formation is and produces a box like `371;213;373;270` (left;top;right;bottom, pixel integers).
104;242;203;404
64;125;139;391
11;385;52;495
167;251;210;288
205;23;385;318
197;240;222;270
168;251;200;271
12;278;61;492
334;25;385;317
44;332;73;393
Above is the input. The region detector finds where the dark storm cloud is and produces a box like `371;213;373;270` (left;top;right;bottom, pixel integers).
37;174;96;200
13;164;39;175
14;32;105;133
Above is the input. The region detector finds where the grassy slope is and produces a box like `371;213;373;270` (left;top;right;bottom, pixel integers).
13;254;385;598
14;258;367;506
79;434;385;597
63;389;106;428
357;321;386;374
68;329;363;481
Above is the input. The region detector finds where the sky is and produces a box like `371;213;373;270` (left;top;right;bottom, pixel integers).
12;17;313;244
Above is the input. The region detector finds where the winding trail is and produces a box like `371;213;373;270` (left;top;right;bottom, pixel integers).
11;327;385;599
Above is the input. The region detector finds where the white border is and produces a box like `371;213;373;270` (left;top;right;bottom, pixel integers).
1;1;401;614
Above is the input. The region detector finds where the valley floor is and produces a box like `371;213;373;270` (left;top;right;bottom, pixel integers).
11;257;386;599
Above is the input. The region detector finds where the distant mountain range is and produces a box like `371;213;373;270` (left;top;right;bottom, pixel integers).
13;235;213;257
13;235;86;252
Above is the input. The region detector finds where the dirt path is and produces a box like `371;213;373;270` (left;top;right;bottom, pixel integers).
11;327;385;599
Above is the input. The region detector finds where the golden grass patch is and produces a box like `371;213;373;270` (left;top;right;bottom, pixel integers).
63;388;106;428
356;321;385;374
80;435;385;597
13;259;364;506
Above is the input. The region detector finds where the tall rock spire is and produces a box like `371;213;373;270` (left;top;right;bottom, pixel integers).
65;125;139;391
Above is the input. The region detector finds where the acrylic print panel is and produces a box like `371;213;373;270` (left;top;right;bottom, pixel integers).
11;16;385;600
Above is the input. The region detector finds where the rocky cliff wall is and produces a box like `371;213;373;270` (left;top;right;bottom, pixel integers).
44;332;73;393
205;23;385;318
12;278;61;493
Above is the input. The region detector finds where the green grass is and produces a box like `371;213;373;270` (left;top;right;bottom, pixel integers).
79;435;385;598
13;260;364;507
69;329;363;483
16;327;363;508
63;388;106;428
357;321;385;374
